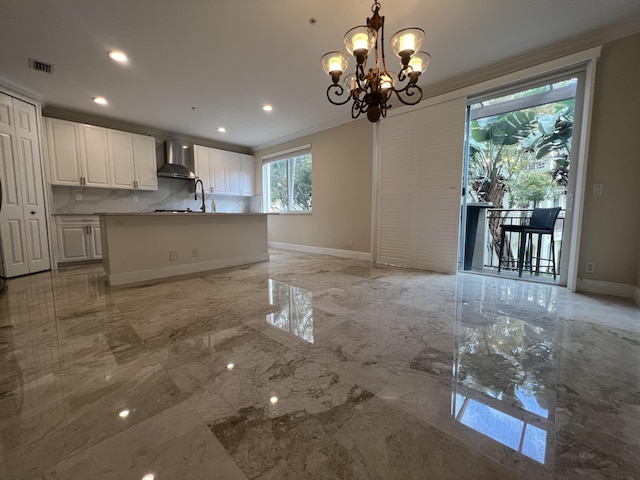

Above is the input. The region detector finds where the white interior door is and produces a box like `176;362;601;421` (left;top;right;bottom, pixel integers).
0;92;50;277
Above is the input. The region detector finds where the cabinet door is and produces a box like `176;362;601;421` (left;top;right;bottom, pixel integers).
226;151;241;195
46;118;82;185
108;129;135;189
79;124;110;187
91;225;103;258
132;134;158;190
240;154;254;195
213;149;228;193
57;225;91;262
194;145;213;192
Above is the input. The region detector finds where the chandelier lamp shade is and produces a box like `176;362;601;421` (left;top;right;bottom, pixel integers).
321;1;431;122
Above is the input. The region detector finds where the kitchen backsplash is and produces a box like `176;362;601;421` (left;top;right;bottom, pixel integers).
51;178;262;214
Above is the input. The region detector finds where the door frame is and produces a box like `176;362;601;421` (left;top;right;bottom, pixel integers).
373;47;601;292
0;76;54;275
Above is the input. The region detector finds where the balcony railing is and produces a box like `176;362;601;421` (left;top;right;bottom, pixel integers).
479;208;565;276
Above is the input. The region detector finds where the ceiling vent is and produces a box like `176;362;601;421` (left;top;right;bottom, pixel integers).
28;58;53;74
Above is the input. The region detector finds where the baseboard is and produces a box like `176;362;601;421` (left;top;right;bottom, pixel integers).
576;278;636;300
107;254;269;286
269;241;372;261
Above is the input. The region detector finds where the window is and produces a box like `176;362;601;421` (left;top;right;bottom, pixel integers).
262;146;312;212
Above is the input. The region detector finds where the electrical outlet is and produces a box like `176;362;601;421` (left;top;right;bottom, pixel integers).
585;262;595;273
74;192;82;201
348;240;353;247
132;195;139;203
169;251;178;262
593;184;603;195
192;248;198;257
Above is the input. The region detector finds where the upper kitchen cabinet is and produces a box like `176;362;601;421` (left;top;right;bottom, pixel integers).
132;133;158;190
194;145;214;192
46;118;83;185
240;154;254;195
107;128;134;188
46;117;157;190
79;123;111;187
194;144;254;196
108;129;158;190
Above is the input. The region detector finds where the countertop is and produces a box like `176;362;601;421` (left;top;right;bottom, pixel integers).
97;212;268;216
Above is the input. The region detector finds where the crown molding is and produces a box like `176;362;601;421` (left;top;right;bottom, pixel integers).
251;114;355;152
0;74;45;102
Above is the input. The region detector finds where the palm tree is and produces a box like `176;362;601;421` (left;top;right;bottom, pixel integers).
468;110;537;257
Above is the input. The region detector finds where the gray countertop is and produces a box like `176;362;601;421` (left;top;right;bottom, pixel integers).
97;212;269;216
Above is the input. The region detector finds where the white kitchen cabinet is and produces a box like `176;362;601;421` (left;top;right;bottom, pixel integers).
56;215;102;264
226;151;241;195
47;118;83;186
79;124;111;187
194;145;214;192
108;129;135;188
0;92;51;277
212;149;228;193
194;144;254;196
132;134;158;190
46;117;157;190
47;118;110;187
108;129;158;190
240;154;254;195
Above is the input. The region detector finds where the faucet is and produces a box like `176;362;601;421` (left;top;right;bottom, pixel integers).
194;179;206;212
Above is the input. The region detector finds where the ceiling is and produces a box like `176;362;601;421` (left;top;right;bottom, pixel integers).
2;0;640;151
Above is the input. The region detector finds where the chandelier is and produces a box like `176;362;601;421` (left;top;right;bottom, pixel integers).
321;1;430;123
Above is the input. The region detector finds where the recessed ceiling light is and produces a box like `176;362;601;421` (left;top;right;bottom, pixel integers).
269;396;278;404
108;50;128;63
217;126;226;133
93;96;108;105
262;104;273;112
118;409;130;419
227;362;234;370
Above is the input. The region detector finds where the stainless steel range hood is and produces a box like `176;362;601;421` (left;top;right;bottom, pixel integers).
158;140;196;179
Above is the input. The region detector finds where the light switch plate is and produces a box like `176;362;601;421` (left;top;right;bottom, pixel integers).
593;184;603;195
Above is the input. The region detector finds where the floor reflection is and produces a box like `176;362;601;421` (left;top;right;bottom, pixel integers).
452;276;557;464
266;279;313;343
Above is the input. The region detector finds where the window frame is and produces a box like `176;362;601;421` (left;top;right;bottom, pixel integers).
262;145;312;214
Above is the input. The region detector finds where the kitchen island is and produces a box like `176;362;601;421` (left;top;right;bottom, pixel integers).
99;212;268;286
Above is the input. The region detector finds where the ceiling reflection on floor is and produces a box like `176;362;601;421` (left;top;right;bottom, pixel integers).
452;277;557;465
266;279;314;343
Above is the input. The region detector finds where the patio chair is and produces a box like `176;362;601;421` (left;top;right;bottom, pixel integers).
498;207;562;279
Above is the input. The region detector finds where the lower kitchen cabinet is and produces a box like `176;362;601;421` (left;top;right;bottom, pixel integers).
55;215;102;264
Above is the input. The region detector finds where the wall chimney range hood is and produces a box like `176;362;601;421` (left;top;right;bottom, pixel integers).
158;140;196;179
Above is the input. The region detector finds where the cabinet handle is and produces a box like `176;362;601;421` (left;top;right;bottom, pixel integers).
134;180;139;189
30;211;36;215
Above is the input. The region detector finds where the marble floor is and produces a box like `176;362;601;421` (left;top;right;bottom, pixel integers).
1;250;639;480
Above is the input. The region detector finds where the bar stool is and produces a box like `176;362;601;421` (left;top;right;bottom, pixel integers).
498;207;561;278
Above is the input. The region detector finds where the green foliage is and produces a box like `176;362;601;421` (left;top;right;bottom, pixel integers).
468;111;537;204
508;171;553;208
267;155;312;212
292;155;312;210
268;160;288;212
